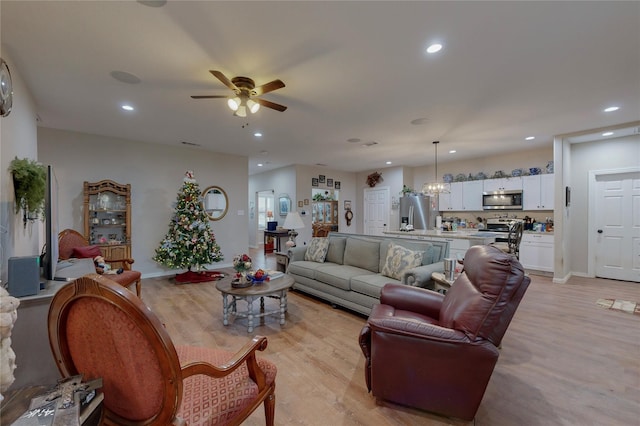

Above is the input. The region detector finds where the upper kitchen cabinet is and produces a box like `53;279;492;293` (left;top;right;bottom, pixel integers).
522;174;554;210
483;177;522;192
439;180;483;211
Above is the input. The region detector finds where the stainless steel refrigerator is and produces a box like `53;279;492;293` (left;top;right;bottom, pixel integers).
399;195;437;230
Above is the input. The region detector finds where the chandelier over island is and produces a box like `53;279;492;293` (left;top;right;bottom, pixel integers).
422;140;450;195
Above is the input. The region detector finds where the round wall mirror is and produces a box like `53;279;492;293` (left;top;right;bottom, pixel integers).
201;186;228;221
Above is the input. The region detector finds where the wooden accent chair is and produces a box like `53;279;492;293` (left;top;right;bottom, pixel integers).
58;229;142;297
48;274;277;425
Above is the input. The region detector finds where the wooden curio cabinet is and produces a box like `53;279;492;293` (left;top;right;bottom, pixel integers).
312;200;338;236
84;180;131;265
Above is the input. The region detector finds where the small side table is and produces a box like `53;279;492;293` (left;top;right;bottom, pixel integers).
431;272;456;294
275;251;289;273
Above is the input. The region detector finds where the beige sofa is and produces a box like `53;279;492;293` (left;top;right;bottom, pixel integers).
287;232;449;315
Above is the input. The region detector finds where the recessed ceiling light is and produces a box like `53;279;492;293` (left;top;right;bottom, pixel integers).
347;138;361;143
449;150;456;154
603;106;619;112
257;163;264;167
426;43;443;54
121;105;134;111
602;132;614;136
410;117;429;125
254;132;262;137
386;161;392;165
525;136;535;140
362;141;378;147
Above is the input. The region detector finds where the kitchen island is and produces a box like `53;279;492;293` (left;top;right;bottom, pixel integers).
383;229;499;260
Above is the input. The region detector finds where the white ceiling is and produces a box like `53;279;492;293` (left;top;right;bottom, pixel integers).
2;1;639;175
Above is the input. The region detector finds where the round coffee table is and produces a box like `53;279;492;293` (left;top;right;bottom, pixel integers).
215;273;295;333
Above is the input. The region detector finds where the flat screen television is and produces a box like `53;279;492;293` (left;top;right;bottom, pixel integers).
43;165;59;281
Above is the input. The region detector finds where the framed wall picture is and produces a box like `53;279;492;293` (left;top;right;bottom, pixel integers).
335;181;341;189
319;175;326;183
344;200;351;210
304;199;309;205
327;178;334;187
312;178;319;187
298;200;303;208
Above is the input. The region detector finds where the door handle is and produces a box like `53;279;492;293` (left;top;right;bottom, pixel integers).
597;229;603;234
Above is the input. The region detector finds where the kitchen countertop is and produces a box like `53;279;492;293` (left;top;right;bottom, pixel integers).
384;229;501;243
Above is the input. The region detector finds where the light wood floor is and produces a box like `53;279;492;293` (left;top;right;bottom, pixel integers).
141;248;640;425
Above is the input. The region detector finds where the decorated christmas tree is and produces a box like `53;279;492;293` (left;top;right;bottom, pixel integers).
154;171;223;281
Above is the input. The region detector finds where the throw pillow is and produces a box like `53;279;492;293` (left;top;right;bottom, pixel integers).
305;238;330;263
72;245;102;259
381;242;424;281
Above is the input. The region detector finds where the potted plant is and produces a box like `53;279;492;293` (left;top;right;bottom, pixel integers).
8;157;46;223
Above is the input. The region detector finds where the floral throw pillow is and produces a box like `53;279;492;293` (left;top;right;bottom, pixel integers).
304;238;330;263
381;242;424;281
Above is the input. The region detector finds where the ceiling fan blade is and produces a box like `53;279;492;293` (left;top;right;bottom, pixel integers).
253;79;285;96
209;70;239;92
254;98;287;112
190;95;228;99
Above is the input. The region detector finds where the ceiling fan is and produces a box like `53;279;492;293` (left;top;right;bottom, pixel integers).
191;70;287;117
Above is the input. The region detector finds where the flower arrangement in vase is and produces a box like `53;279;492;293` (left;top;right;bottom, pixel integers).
233;254;252;280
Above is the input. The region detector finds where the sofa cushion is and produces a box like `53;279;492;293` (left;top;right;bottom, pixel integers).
379;240;435;271
305;238;330;262
315;264;375;291
344;237;380;272
326;237;346;265
351;274;400;299
287;260;326;280
380;242;424;280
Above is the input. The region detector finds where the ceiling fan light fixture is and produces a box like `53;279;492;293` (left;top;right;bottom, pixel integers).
234;105;247;118
247;99;260;114
227;97;240;111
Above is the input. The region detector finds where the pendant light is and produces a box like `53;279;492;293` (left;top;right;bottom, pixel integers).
422;140;450;195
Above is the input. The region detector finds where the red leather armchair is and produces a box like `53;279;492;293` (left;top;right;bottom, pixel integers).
359;245;530;421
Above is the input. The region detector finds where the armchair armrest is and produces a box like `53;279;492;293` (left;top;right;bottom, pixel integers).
181;335;269;389
379;283;444;319
104;257;135;269
287;246;307;261
403;262;443;289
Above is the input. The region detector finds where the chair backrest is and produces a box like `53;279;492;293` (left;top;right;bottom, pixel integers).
439;245;530;347
48;274;182;425
507;221;524;256
58;229;90;260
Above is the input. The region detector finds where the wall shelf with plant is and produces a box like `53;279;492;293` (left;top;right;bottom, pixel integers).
8;157;46;227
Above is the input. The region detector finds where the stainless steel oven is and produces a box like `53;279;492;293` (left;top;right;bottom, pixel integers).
486;218;523;242
482;190;523;210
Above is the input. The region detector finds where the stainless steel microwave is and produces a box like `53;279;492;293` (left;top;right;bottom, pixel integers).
482;190;523;210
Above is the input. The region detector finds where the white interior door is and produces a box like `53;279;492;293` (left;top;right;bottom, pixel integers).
364;187;389;236
594;172;640;282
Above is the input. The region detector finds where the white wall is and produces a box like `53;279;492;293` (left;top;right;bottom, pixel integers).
568;134;640;276
38;128;249;277
0;49;40;283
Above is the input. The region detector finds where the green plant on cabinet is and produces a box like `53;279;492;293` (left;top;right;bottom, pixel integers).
8;157;46;226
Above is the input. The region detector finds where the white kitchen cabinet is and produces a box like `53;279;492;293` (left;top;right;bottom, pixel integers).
438;180;482;211
483;177;522;192
519;233;554;272
438;182;462;211
462;180;483;210
522;174;554;210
